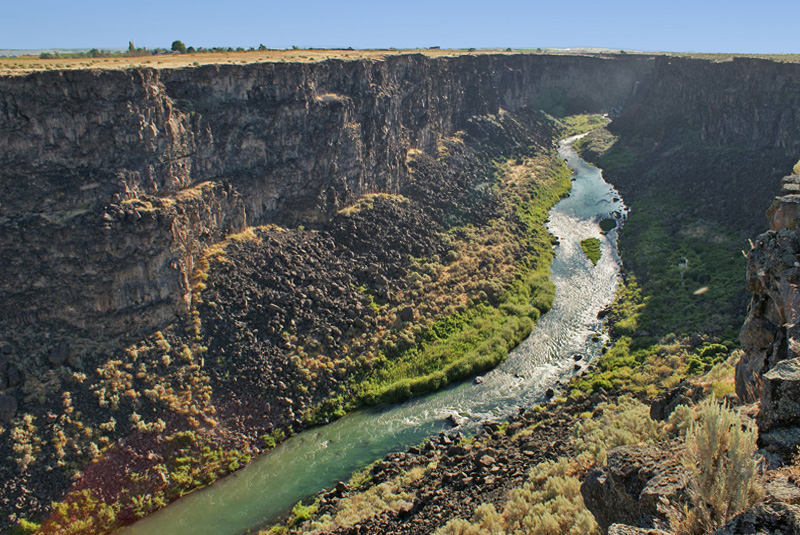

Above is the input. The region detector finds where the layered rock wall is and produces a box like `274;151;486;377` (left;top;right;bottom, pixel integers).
736;168;800;467
614;56;800;152
0;54;649;344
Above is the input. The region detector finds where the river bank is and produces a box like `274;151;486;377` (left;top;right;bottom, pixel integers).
109;133;626;535
253;132;764;534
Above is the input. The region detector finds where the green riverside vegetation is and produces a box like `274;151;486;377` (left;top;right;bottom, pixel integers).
348;115;618;409
356;154;571;406
577;127;749;340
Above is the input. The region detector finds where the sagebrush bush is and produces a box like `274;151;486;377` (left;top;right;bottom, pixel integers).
296;465;428;534
573;395;664;466
672;398;762;534
435;459;598;535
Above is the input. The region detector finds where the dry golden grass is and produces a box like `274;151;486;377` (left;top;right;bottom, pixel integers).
0;48;517;76
4;49;798;77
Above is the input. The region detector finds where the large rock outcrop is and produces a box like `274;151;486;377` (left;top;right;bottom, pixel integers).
738;173;800;411
581;443;690;533
737;169;800;466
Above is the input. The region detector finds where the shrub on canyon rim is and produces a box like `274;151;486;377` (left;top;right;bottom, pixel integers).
672;397;762;534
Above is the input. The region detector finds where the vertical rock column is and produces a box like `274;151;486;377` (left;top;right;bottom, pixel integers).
738;172;800;452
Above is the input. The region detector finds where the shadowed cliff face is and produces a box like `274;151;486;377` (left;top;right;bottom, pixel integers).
608;56;800;239
615;57;800;151
0;54;650;346
570;57;800;342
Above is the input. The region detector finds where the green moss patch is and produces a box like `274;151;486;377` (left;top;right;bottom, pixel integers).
580;238;601;265
599;218;616;233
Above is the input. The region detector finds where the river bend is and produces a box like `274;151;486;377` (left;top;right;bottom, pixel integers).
118;135;626;535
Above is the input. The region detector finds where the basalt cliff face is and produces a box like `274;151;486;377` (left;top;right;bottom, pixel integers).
739;170;800;432
601;56;800;239
5;54;800;355
0;54;648;351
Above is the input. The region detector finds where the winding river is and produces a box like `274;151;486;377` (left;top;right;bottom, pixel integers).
118;135;626;535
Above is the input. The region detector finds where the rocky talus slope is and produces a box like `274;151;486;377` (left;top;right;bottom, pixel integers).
303;397;595;535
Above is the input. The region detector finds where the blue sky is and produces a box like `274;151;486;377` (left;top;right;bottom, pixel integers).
2;0;798;53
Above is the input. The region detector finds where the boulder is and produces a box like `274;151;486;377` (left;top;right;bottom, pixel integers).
399;307;415;322
760;427;800;458
446;413;468;427
608;525;669;535
760;358;800;431
478;455;496;468
713;501;800;535
737;221;800;403
6;364;20;387
0;354;7;390
582;444;689;534
766;477;800;505
715;470;800;534
0;394;18;422
767;193;800;232
48;344;70;366
649;383;698;421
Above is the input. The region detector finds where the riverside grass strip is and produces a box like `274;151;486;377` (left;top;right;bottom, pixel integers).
356;152;571;406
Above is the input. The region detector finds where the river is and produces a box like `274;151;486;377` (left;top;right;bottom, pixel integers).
117;134;626;535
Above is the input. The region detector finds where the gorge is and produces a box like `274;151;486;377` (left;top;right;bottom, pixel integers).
2;51;800;534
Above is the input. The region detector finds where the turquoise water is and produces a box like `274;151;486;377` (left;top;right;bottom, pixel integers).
117;136;625;535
